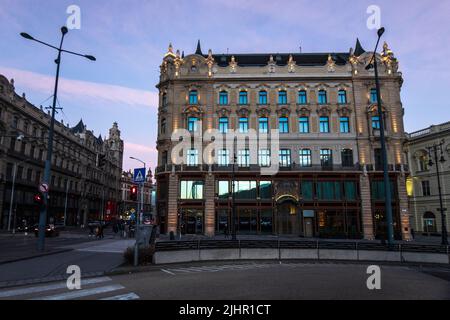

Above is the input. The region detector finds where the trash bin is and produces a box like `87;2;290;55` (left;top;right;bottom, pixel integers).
169;231;175;240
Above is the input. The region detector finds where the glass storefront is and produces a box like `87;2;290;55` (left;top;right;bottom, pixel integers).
180;209;204;235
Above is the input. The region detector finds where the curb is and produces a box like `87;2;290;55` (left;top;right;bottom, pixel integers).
0;249;74;266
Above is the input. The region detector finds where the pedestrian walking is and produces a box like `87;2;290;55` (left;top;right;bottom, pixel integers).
224;223;229;239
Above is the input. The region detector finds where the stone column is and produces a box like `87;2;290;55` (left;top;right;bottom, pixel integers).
360;173;374;240
167;173;179;234
204;173;215;236
397;174;412;241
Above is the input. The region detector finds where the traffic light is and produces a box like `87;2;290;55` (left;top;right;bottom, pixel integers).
34;192;45;208
130;185;138;201
97;154;107;168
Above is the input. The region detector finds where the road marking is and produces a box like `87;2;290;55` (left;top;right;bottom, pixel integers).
101;292;140;300
161;269;175;275
0;276;112;298
31;284;124;300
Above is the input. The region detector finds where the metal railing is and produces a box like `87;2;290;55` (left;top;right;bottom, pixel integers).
155;239;449;254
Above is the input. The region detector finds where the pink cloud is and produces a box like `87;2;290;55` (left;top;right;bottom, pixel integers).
0;66;158;109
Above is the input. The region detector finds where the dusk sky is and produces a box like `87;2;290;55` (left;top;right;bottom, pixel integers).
1;0;449;171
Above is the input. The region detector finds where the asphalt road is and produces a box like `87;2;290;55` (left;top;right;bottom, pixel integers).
111;262;450;300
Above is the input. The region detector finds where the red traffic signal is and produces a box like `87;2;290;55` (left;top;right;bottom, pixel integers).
130;186;138;201
34;193;44;205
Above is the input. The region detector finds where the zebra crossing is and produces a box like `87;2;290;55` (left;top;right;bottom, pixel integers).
0;276;139;300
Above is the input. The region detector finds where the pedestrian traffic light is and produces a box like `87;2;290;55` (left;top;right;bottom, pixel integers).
130;185;138;201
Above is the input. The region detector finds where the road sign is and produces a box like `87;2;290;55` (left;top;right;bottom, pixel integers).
39;183;49;193
133;168;146;183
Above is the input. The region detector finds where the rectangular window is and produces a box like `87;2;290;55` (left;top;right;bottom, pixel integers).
340;117;350;133
372;116;380;130
187;149;198;166
279;149;291;167
299;117;309;133
301;181;313;200
341;149;354;167
259;117;268;133
218;149;229;166
259;181;272;199
320;149;333;167
320;116;330;133
422;181;431;196
239;91;248;105
238;149;250;167
299;149;312;167
218;181;229;199
279;117;289;133
258;149;271;167
370;88;378;103
219;117;228;134
219;91;228;105
234;181;257;200
259;91;268;104
188;117;198;132
189;90;198;105
180;181;204;200
318;90;327;104
298;91;307;104
338;90;347;104
371;180;395;200
317;181;342;200
344;181;357;200
239;117;249;133
278;91;287;104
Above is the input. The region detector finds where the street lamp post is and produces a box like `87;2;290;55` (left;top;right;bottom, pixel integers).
366;27;395;246
427;140;448;245
130;157;146;266
8;159;30;233
20;27;95;251
231;137;237;241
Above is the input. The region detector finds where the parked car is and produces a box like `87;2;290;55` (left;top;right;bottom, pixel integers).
33;224;60;237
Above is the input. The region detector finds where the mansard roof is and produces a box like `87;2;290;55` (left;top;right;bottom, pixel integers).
208;52;350;67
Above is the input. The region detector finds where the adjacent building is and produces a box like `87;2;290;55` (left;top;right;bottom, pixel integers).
0;75;124;228
119;169;154;220
406;122;450;235
155;40;411;240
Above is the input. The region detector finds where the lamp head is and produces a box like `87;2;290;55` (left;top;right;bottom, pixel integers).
440;155;446;163
377;27;385;37
428;159;434;167
61;26;68;35
85;55;96;61
20;32;34;40
365;63;374;71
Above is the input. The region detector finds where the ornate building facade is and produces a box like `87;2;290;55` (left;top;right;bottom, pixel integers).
406;122;450;235
119;169;154;220
0;75;124;228
155;40;411;240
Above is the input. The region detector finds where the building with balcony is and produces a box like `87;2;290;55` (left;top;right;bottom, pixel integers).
405;122;450;235
155;40;411;240
0;75;124;228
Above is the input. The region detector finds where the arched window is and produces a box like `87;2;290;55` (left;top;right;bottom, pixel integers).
278;90;288;104
259;90;268;104
318;90;327;104
189;90;198;105
219;91;228;105
298;90;307;104
239;91;248;105
423;212;437;233
239;117;249;133
338;90;347;104
259;117;269;133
